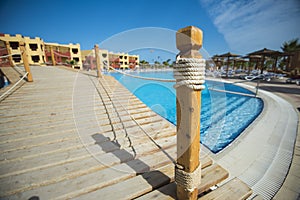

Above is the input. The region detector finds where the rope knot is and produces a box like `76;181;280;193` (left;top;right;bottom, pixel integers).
173;58;206;90
175;163;201;192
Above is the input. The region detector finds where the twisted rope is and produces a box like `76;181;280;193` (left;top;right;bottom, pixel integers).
0;60;9;64
109;66;176;82
173;58;206;90
0;53;21;59
175;163;201;191
0;72;28;100
53;51;71;58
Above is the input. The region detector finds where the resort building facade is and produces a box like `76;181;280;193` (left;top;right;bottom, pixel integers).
81;49;109;70
0;34;45;67
44;42;82;69
108;52;139;69
0;33;82;69
82;49;139;70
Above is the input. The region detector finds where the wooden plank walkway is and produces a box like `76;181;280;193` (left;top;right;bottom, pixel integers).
0;66;251;200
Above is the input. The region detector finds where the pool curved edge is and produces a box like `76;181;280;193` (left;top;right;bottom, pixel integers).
207;80;299;200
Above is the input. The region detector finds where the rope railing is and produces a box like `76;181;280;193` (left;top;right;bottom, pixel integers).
0;47;7;50
0;60;9;64
98;73;176;164
108;66;176;82
0;72;28;100
53;51;71;58
208;75;262;97
0;52;21;59
87;75;137;156
108;65;260;98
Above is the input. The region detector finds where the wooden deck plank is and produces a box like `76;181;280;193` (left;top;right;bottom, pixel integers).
5;146;177;200
198;178;252;200
0;66;232;200
136;164;229;200
0;135;177;198
75;155;213;200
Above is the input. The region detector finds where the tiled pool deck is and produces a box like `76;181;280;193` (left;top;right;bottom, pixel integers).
205;79;300;199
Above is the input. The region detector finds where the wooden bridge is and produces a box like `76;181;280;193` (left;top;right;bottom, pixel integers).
0;65;252;199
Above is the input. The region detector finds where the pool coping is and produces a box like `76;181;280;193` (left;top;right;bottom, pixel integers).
204;78;298;199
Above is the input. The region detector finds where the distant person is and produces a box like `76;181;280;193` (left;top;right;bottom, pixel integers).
0;70;5;88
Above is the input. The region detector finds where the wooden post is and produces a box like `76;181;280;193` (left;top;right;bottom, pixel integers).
94;44;102;78
19;41;33;82
260;55;265;74
5;41;14;67
175;26;203;200
50;46;56;66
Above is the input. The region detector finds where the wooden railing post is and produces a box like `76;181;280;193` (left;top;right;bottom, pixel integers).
19;41;33;82
94;44;102;78
50;46;56;66
5;41;14;67
175;26;204;200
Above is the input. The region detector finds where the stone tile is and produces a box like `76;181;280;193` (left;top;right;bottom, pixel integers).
289;163;300;178
274;186;299;200
283;175;300;193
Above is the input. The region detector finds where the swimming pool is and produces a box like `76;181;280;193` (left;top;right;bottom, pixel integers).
109;71;263;153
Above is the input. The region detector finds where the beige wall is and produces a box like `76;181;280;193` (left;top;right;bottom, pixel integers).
69;43;82;68
0;34;83;69
23;36;45;65
108;52;139;69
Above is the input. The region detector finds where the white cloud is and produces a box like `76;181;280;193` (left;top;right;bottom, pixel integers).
200;0;300;54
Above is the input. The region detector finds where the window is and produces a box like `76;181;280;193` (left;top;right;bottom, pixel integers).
29;43;38;51
41;44;43;51
31;55;40;63
124;56;127;59
12;54;21;62
102;53;107;58
119;56;123;59
9;41;19;49
73;57;79;62
72;48;78;54
125;62;128;65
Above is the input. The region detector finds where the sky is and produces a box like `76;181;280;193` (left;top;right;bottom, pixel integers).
1;0;299;62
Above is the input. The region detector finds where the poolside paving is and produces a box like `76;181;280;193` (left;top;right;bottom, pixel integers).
250;80;300;200
207;78;300;199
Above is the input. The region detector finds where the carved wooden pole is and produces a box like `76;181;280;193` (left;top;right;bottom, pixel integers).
50;46;56;66
5;41;14;67
94;44;102;78
19;42;33;82
175;26;204;200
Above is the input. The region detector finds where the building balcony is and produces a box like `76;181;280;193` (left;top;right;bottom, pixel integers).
129;59;137;63
109;58;119;62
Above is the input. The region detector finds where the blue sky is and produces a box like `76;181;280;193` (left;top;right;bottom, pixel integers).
1;0;299;62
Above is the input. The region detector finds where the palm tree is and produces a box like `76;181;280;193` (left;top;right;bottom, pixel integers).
154;61;160;65
162;59;171;67
280;38;300;72
281;38;300;52
140;60;149;64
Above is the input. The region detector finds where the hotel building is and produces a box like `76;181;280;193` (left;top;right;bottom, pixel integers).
0;33;82;69
81;49;139;70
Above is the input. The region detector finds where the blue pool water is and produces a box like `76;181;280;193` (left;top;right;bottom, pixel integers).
109;71;263;153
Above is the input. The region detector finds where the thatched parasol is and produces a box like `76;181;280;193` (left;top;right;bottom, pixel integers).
218;52;241;77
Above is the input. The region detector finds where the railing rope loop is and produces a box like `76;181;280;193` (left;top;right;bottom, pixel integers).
173;58;206;90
